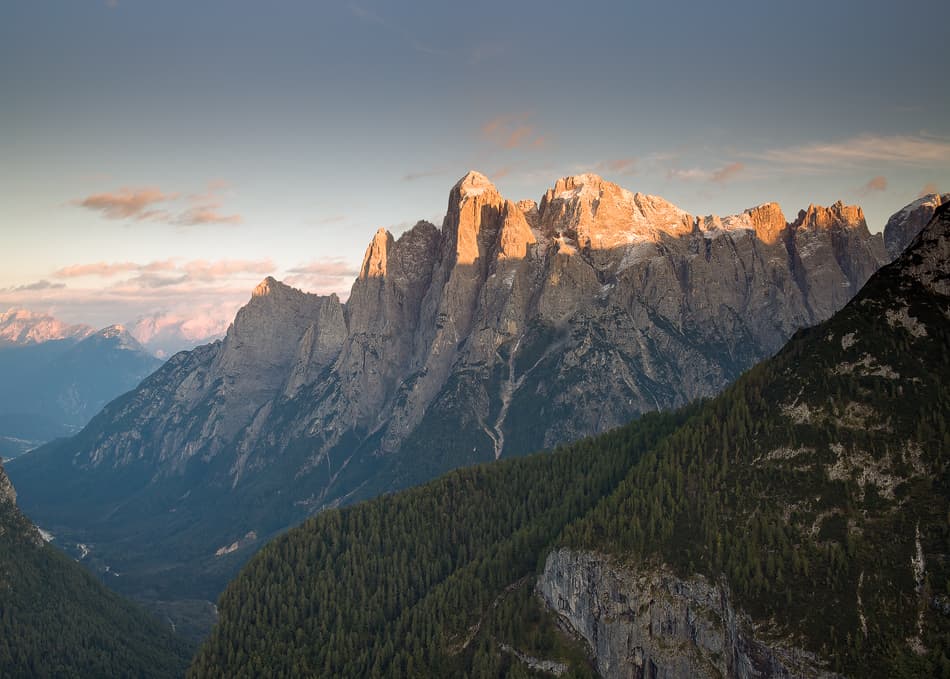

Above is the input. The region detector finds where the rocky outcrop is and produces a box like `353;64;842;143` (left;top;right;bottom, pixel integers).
538;549;839;679
883;193;950;260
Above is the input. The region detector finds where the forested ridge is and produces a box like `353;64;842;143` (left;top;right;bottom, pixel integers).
0;464;193;678
189;408;693;677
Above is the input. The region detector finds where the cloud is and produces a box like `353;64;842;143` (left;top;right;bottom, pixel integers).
758;134;950;168
183;259;274;279
53;261;141;278
75;187;177;220
53;258;273;287
3;280;66;292
666;167;710;182
917;182;941;198
73;181;242;226
481;114;546;150
174;206;243;226
666;162;745;184
860;175;888;194
710;162;745;183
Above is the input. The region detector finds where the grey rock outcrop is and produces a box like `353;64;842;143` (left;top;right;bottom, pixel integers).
883;193;950;260
538;549;839;679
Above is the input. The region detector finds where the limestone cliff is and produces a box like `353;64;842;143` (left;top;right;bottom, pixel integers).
538;549;839;679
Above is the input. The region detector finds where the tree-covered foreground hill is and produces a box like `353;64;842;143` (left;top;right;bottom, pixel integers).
193;204;950;678
0;462;192;678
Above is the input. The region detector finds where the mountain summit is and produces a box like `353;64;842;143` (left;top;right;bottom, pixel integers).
8;174;939;626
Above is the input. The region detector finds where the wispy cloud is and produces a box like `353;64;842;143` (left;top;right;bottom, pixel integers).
859;175;888;194
73;181;242;226
758;134;950;168
710;162;745;183
481;113;546;150
666;161;745;184
53;258;272;285
2;279;66;293
75;187;177;221
666;168;708;182
175;206;243;226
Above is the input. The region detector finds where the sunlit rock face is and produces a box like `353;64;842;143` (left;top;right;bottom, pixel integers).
10;173;940;609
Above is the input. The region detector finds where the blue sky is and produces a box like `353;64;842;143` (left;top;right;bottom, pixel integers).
2;0;948;331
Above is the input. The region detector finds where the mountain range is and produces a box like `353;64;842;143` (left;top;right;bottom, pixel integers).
192;197;950;677
0;321;163;459
8;173;945;633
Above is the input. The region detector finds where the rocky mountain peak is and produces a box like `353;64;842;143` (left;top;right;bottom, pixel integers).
884;192;950;260
0;308;93;346
794;201;866;231
359;228;394;279
444;171;519;267
452;170;498;201
743;202;787;244
86;323;147;352
538;173;691;248
251;276;280;297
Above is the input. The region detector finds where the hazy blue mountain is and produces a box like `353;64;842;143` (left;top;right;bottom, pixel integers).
0;324;162;459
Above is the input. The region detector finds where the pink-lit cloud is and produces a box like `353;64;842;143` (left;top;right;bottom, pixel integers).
710;162;745;183
481;114;546;150
73;181;243;226
75;187;177;220
174;206;243;226
666;162;745;184
759;134;950;168
860;175;888;194
917;182;941;198
2;279;66;292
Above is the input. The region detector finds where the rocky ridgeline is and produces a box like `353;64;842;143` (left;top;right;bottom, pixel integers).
0;308;93;347
9;174;946;607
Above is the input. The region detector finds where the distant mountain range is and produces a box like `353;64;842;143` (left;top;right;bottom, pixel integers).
8;173;947;635
0;322;163;459
192;194;950;678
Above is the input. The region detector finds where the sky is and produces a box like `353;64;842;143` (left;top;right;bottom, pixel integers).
2;0;949;335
